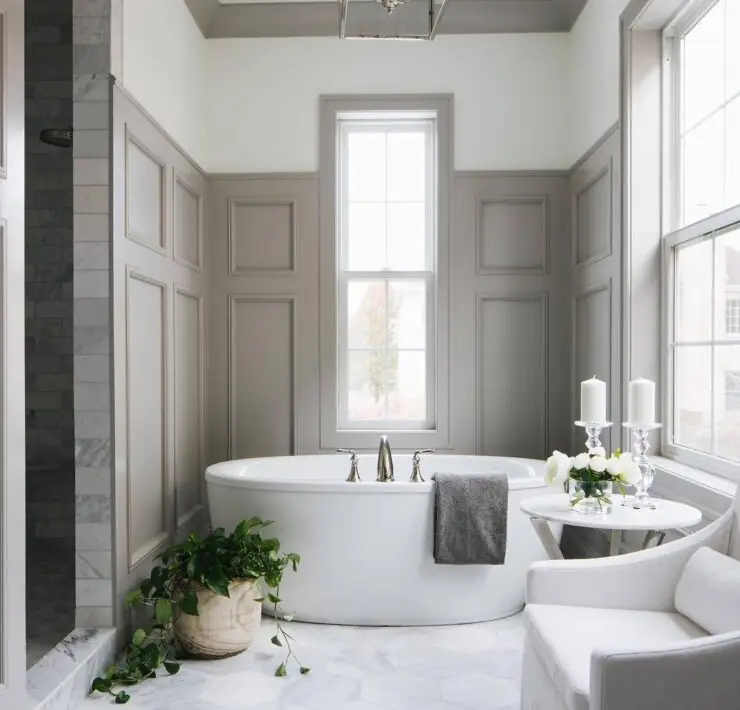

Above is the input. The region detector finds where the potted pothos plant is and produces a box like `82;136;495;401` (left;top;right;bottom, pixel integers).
90;517;308;705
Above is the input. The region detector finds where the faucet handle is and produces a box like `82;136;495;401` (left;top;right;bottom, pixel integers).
412;449;435;463
337;449;361;482
336;448;357;462
410;449;435;482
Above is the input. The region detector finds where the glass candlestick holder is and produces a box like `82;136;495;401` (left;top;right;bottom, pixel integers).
575;421;613;455
622;423;662;510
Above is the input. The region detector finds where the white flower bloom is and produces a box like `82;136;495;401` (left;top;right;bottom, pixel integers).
590;455;608;473
617;453;642;485
606;456;622;476
545;450;572;486
573;453;591;470
592;446;607;458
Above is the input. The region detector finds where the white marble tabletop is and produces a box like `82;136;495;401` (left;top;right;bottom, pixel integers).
520;494;703;531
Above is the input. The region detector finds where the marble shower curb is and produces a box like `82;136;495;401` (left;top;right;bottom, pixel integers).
27;628;116;710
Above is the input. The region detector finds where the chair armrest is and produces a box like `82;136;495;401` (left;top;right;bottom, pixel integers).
526;511;732;611
591;631;740;710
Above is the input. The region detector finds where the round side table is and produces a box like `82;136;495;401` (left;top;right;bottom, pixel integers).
521;494;703;559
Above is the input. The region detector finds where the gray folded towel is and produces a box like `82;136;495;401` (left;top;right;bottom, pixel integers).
433;472;508;565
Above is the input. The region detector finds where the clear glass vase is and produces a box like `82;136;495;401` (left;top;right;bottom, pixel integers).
568;479;613;515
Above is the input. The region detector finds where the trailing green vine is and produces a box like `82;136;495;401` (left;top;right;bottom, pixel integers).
90;518;307;704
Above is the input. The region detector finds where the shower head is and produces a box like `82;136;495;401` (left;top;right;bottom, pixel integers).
39;127;73;148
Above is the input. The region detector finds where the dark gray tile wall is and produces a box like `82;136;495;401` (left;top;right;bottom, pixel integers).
25;0;75;549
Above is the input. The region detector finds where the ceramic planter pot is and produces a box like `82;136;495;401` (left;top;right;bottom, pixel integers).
174;579;261;659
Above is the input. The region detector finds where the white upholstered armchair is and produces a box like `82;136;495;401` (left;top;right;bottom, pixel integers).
521;490;740;710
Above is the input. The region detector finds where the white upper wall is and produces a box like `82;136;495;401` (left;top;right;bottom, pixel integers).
118;0;208;168
204;35;570;173
568;0;632;164
118;0;632;173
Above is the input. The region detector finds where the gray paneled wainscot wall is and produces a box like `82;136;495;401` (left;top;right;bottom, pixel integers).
95;100;620;625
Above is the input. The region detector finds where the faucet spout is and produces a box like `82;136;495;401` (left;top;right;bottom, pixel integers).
377;435;394;482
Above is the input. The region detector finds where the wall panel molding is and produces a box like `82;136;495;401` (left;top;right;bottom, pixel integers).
475;195;550;275
227;198;297;276
572;158;613;269
572;279;613;448
173;170;203;272
125;126;167;256
124;268;169;571
173;286;204;531
475;293;550;458
227;295;297;459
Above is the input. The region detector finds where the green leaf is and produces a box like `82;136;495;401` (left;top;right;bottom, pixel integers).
177;592;199;616
125;589;143;608
274;663;287;677
131;628;147;647
91;677;112;694
163;661;180;675
150;566;167;588
270;635;282;647
139;579;155;598
114;691;131;704
204;567;230;598
267;593;281;604
155;599;174;626
300;667;311;675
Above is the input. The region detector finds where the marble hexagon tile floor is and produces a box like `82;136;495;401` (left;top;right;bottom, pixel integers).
76;614;525;710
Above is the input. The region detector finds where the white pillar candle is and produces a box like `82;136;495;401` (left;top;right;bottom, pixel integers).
581;377;607;423
628;378;656;424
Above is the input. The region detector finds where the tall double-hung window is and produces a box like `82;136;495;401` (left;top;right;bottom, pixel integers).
320;97;451;449
663;0;740;473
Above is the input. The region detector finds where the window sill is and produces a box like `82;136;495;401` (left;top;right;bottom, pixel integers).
651;455;737;522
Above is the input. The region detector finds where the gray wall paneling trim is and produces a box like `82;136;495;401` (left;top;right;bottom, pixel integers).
207;174;320;465
569;127;622;455
112;87;208;624
452;172;571;457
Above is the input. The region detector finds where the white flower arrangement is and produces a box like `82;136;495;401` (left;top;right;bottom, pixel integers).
545;448;642;489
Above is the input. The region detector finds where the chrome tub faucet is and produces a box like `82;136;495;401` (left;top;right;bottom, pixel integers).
377;435;394;482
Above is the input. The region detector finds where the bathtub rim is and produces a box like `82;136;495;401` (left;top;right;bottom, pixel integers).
205;455;548;494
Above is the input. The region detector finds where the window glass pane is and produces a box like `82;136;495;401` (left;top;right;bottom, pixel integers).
347;281;386;349
387;132;426;202
675;237;713;342
387;203;426;270
387;350;426;421
347;350;387;420
347;132;386;202
682;0;725;130
389;280;426;349
716;226;740;338
674;345;713;453
726;97;740;211
716;346;740;460
682;111;725;225
727;0;740;99
347;203;386;270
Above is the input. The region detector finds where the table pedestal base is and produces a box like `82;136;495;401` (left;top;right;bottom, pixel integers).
530;518;668;560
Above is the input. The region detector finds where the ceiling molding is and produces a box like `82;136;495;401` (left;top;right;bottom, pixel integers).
184;0;588;39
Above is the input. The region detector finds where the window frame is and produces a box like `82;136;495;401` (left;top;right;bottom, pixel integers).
661;0;740;477
336;116;437;431
318;95;452;452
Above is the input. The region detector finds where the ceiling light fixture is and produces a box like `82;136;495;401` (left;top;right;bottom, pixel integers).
339;0;451;40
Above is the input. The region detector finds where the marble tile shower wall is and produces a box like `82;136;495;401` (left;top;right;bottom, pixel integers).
73;0;114;628
26;0;75;548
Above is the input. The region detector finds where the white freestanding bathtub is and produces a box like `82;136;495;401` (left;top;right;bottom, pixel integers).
206;454;559;626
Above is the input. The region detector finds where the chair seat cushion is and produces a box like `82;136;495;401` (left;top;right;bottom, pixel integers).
675;546;740;635
525;604;708;710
